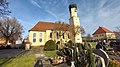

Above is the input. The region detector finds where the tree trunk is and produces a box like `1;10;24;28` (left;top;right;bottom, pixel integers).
5;37;9;44
73;35;76;46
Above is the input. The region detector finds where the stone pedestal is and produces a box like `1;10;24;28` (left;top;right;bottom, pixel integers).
25;43;30;50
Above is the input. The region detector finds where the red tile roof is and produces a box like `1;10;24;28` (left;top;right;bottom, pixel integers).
93;26;113;35
29;21;69;32
29;21;55;32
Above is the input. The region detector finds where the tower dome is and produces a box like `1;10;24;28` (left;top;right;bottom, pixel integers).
69;3;77;12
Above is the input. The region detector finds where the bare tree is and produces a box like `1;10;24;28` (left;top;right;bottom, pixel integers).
53;21;69;46
80;26;85;35
0;0;11;17
116;26;120;31
86;34;91;41
69;24;85;44
0;17;23;44
114;26;120;39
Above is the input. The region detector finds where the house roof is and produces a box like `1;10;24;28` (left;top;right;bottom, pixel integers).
93;26;113;35
29;21;69;32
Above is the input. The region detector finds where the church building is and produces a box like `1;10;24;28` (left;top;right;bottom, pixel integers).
29;3;82;46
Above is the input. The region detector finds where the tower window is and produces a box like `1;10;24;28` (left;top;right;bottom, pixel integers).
33;33;36;42
75;9;77;12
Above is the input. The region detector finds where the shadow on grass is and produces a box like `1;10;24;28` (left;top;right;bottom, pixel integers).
0;57;14;66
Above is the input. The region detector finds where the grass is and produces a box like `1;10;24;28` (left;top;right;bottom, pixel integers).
89;42;97;48
44;50;58;58
0;58;9;65
0;51;35;67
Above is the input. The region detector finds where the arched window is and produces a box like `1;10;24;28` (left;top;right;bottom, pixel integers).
50;32;52;38
62;33;64;39
33;33;36;42
39;33;42;42
68;33;70;39
56;32;59;39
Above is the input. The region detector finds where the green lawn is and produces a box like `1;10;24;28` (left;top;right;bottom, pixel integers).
89;42;97;48
0;53;35;67
44;50;58;57
0;58;10;65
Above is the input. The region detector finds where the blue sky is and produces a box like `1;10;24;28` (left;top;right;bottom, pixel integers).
8;0;120;37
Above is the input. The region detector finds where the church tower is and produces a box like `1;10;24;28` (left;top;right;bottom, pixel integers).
69;3;82;43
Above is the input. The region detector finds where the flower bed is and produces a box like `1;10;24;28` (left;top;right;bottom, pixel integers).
49;56;66;65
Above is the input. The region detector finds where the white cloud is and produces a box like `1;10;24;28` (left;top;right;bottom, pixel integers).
30;0;42;8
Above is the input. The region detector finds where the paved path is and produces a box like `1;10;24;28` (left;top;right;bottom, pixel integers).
0;49;23;58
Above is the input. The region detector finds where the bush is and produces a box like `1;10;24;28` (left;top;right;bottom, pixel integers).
76;43;83;52
84;42;89;50
6;45;11;49
108;60;120;67
44;40;56;51
57;50;64;56
0;45;5;49
67;40;73;47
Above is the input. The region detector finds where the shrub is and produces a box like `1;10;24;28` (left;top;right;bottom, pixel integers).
67;40;73;47
57;50;64;56
44;40;56;51
20;44;25;49
68;40;72;44
108;60;120;67
6;45;11;49
76;43;83;52
84;42;89;50
0;45;5;49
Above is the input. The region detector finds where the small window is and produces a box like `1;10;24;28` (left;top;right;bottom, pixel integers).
56;32;59;39
33;33;36;42
75;9;77;12
39;33;42;42
50;32;52;38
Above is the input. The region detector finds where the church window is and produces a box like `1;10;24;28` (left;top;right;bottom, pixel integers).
63;33;64;39
68;33;70;38
39;33;42;42
50;32;52;38
33;33;36;42
56;32;59;39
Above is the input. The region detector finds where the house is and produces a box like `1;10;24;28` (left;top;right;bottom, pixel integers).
29;3;82;46
93;26;116;42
